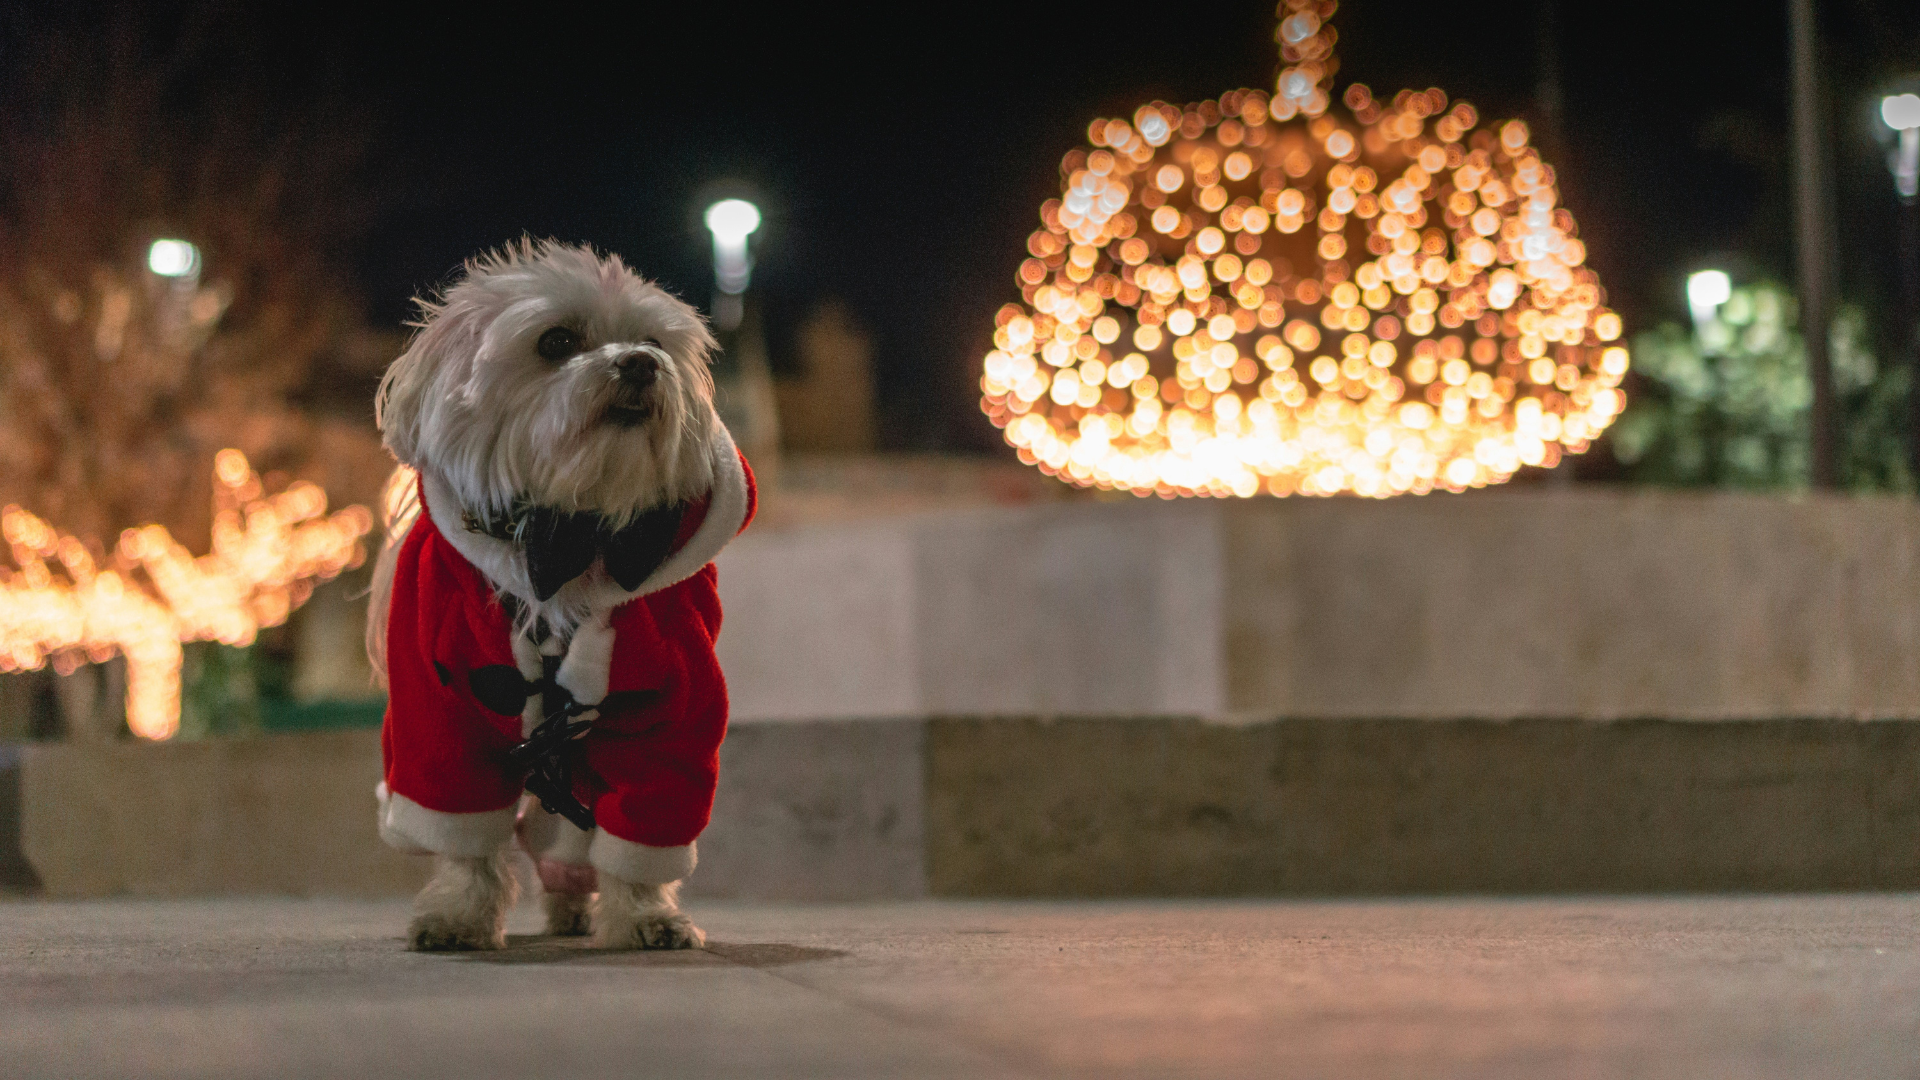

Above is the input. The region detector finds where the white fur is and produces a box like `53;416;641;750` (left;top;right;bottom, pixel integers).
595;877;705;950
418;424;748;645
369;240;721;951
370;239;720;644
408;851;519;952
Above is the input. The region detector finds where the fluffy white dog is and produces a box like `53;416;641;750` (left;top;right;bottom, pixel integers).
367;240;755;951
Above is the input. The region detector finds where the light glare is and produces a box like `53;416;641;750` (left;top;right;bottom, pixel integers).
147;239;200;278
1687;270;1732;326
704;199;761;297
1882;94;1920;132
703;199;762;242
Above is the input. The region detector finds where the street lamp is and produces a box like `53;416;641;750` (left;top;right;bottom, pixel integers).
1884;93;1920;482
146;239;200;280
1687;269;1732;333
1884;94;1920;201
702;198;760;331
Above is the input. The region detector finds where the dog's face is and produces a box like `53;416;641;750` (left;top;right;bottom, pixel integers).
377;242;717;526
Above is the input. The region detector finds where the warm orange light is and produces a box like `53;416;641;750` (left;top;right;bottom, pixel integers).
979;0;1628;498
0;452;372;739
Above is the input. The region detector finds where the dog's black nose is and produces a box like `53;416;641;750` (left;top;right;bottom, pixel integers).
615;350;659;387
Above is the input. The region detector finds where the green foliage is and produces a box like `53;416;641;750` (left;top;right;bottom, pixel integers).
173;634;382;739
175;642;262;740
1610;282;1910;491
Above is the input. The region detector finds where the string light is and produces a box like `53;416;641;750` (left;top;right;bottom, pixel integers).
0;450;372;740
979;0;1628;498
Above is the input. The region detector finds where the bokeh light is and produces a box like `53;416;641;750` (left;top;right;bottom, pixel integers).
978;0;1628;498
0;451;371;739
146;239;200;279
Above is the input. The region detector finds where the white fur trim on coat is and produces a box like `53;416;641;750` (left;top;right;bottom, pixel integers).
376;782;515;858
421;420;748;649
509;630;544;737
554;613;614;707
589;832;696;885
619;424;749;599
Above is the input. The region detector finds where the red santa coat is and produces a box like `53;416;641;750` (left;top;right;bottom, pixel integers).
377;429;755;886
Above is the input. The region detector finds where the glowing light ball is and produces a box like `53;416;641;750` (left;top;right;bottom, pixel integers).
979;0;1629;498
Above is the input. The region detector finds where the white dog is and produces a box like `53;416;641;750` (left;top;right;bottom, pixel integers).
367;240;755;951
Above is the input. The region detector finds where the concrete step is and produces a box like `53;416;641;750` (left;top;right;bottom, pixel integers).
8;715;1918;899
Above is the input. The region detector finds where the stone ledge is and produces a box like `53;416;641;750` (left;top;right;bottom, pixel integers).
926;717;1920;895
11;715;1918;899
0;745;39;892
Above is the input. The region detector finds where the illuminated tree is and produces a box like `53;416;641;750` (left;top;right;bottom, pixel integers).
0;9;389;547
979;0;1628;498
0;10;391;739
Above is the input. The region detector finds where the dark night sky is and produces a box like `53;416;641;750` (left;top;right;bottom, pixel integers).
5;0;1919;451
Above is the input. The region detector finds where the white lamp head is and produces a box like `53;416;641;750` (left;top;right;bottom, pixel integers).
703;199;761;299
703;199;762;245
1882;94;1920;132
147;239;200;279
1686;269;1731;330
1885;94;1920;200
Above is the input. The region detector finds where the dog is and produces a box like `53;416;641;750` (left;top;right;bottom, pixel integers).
366;240;754;951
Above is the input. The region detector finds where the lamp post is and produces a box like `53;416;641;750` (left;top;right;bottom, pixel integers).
1686;269;1732;339
1687;269;1734;484
703;198;761;333
1788;0;1838;488
1884;94;1920;201
700;197;780;469
1885;94;1920;484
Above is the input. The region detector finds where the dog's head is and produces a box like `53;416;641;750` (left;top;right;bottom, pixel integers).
376;241;717;527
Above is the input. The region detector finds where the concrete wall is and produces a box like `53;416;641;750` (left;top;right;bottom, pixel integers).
718;490;1920;722
926;717;1920;896
717;502;1226;721
14;716;1920;899
18;731;426;899
11;724;925;902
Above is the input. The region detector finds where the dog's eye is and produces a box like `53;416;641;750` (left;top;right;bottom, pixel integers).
536;327;583;362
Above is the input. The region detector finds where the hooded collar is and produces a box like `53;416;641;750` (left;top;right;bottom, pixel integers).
421;420;750;625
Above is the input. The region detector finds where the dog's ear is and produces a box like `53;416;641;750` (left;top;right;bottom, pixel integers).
658;307;719;404
376;305;473;465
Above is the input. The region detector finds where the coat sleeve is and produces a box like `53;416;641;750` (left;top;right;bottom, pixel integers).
575;586;729;885
376;515;523;857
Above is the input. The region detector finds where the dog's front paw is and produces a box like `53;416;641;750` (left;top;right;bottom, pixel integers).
597;909;705;951
407;912;506;952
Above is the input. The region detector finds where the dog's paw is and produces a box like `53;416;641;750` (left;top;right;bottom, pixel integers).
597;909;706;951
543;892;594;937
407;913;505;952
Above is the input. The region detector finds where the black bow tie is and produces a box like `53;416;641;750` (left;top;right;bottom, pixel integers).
464;500;688;601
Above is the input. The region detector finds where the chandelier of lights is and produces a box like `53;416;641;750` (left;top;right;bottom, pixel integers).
978;0;1629;498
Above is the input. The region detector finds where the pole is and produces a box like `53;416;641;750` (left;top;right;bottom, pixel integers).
1535;0;1565;171
1789;0;1840;488
1537;0;1576;486
1901;193;1920;484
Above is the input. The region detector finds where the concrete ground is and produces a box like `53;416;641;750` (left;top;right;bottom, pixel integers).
3;894;1917;1079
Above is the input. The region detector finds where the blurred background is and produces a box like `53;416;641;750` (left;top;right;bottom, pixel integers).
3;0;1920;899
